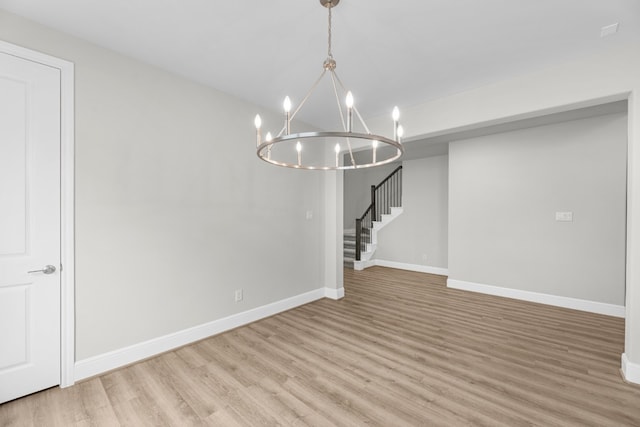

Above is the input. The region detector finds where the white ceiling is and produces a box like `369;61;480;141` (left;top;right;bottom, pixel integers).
1;0;639;130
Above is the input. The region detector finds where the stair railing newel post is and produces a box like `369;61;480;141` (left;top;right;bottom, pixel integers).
355;218;362;261
399;167;403;206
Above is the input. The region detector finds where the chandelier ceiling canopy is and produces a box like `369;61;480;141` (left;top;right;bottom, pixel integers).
254;0;404;170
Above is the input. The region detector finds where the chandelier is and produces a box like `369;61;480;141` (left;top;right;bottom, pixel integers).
254;0;404;170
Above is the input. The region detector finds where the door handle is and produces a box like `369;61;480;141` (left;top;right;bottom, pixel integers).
28;265;57;274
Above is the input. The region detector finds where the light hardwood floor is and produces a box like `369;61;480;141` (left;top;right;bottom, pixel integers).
2;267;640;426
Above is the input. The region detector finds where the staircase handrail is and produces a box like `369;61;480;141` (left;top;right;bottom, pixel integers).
357;202;373;223
356;165;402;223
374;165;403;191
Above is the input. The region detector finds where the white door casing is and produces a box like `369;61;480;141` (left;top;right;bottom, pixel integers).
0;41;75;401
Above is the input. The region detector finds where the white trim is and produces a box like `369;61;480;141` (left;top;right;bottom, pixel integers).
375;259;449;276
354;259;376;271
354;258;449;276
325;286;345;300
0;41;75;387
447;279;625;318
621;353;640;385
59;50;75;389
74;287;328;381
325;170;344;292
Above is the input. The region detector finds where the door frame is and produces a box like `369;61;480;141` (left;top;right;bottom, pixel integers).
0;40;75;387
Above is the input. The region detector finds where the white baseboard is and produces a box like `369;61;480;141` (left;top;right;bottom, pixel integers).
325;286;345;300
621;353;640;385
75;287;330;381
447;279;625;318
372;259;449;276
353;259;376;271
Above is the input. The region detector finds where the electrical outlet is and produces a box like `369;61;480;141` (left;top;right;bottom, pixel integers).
421;253;428;262
235;289;243;302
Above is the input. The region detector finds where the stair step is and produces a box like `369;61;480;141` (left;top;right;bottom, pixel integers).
343;254;355;269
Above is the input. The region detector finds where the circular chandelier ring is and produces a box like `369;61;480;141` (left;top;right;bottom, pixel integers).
257;131;404;171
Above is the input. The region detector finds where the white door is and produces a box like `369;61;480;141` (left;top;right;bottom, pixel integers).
0;52;61;403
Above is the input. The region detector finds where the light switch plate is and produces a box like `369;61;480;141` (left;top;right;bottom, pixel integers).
555;211;573;222
601;23;619;38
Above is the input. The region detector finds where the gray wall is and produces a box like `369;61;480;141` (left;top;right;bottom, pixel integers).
375;155;448;268
0;10;326;360
343;162;400;230
449;112;627;305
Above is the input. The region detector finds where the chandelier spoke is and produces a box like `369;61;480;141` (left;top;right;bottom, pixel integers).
332;71;372;135
328;71;347;132
290;69;327;121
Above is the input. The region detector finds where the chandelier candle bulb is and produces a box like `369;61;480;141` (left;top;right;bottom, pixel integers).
392;106;400;121
335;143;340;167
346;91;354;132
296;141;302;166
254;114;262;147
392;106;400;140
397;124;404;142
372;140;379;163
284;96;292;135
265;132;273;159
